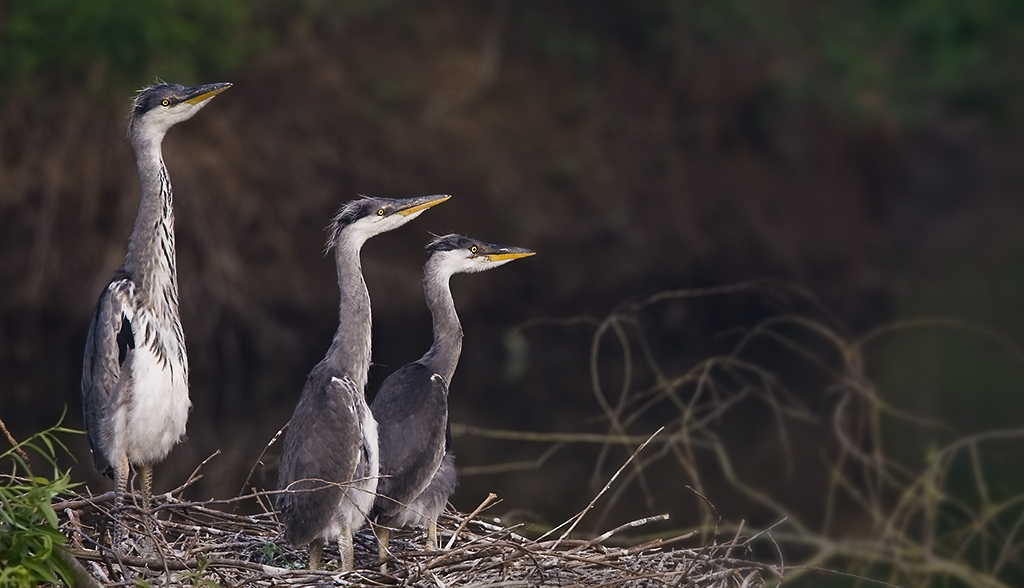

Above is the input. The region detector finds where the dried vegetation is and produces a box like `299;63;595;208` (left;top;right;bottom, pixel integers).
55;478;776;587
3;282;1024;586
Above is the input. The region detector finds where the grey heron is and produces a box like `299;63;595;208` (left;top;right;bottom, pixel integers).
276;194;451;571
81;81;230;541
370;234;534;569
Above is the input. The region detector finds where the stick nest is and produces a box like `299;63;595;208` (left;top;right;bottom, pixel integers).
55;488;778;587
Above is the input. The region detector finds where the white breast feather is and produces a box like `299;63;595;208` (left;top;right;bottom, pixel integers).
124;343;191;465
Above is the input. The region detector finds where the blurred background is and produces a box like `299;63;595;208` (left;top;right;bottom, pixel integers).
3;1;1024;584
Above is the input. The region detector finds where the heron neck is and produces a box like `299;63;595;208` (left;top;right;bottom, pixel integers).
125;133;178;308
325;234;372;391
420;265;462;384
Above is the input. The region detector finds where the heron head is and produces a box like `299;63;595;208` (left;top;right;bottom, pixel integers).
426;234;535;276
327;194;451;249
128;81;231;140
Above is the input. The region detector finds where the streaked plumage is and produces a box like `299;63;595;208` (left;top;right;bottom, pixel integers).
276;194;450;571
371;234;534;568
81;82;230;540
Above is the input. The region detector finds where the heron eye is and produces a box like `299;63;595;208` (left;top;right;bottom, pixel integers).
377;208;385;216
161;99;170;107
471;245;478;254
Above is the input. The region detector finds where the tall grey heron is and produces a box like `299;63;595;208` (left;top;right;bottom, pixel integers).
370;234;534;569
81;81;230;539
276;194;451;571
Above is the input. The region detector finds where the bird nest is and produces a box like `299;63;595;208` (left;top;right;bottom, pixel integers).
55;481;779;588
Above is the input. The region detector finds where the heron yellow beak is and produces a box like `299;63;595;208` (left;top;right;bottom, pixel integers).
485;251;536;262
184;82;232;105
397;194;452;216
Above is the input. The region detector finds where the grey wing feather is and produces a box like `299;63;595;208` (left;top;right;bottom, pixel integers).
370;363;448;522
394;452;458;529
276;365;363;546
81;278;136;476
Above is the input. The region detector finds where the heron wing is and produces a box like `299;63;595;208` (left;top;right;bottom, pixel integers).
370;363;448;520
276;364;364;546
81;278;136;476
398;451;458;528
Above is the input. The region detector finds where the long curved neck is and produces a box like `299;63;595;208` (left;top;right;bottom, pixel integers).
325;234;372;391
125;131;178;312
419;262;462;384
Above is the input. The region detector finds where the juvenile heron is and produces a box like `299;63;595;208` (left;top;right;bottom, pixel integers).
81;82;230;535
371;234;534;568
276;194;450;572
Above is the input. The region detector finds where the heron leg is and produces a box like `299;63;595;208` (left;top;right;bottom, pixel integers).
112;456;130;551
139;465;156;545
338;527;354;572
427;519;439;551
375;525;390;573
308;537;324;571
140;465;153;511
